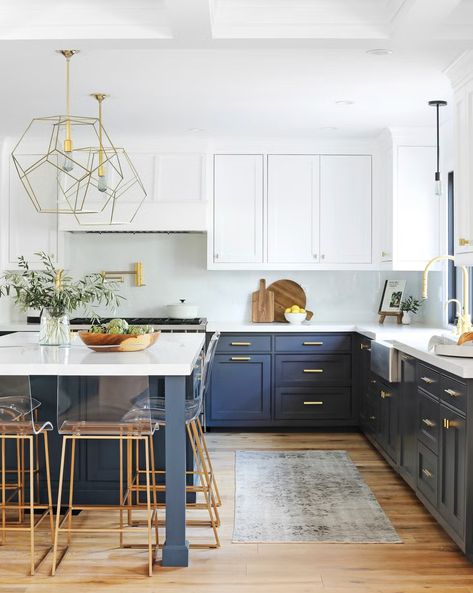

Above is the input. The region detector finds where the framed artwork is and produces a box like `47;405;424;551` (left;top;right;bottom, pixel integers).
379;280;407;314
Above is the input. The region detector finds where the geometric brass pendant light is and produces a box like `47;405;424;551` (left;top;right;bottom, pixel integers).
71;93;147;226
11;50;146;224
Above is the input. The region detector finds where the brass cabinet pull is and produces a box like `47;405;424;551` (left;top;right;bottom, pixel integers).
230;342;252;346
369;415;376;421
381;251;391;257
360;343;371;351
444;388;460;398
422;468;433;479
303;401;324;405
459;238;471;247
421;376;435;384
422;418;435;428
443;418;450;429
303;341;323;346
380;390;391;399
303;369;324;373
230;356;251;361
370;379;377;384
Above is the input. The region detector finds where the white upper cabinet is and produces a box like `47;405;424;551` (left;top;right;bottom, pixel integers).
375;129;439;271
267;155;319;264
212;154;264;264
3;155;61;270
320;155;372;264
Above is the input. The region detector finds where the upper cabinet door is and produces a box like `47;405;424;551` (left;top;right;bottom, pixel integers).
320;155;372;264
395;146;439;265
213;155;264;263
267;155;320;264
455;82;473;257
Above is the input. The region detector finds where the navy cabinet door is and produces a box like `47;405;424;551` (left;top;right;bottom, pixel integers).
438;403;466;538
208;354;271;424
399;353;418;488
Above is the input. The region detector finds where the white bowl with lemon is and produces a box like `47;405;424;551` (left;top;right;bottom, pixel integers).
284;305;307;324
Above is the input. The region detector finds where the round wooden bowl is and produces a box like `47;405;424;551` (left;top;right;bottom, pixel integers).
78;331;161;352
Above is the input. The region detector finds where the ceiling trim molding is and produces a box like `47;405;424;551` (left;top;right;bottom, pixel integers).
444;50;473;90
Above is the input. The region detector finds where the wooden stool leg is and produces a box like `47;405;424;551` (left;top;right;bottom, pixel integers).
28;436;35;576
190;422;220;547
143;437;153;577
119;436;124;547
196;418;222;507
43;432;54;544
149;435;159;548
52;436;68;576
16;439;23;523
1;436;5;546
67;438;76;547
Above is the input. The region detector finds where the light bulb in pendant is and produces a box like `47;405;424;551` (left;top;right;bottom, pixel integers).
98;172;107;192
62;155;74;172
434;172;442;196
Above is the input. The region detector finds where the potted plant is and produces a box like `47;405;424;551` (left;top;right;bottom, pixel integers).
0;252;122;346
400;296;423;325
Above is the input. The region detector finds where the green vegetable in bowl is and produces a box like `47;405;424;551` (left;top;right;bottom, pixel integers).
87;319;155;335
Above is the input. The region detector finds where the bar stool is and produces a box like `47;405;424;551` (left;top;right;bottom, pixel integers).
51;376;159;577
131;333;222;548
0;377;54;575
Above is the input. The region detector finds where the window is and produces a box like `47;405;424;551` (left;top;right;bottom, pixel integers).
447;171;456;324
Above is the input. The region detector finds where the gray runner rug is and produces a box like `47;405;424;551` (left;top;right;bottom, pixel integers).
233;450;401;543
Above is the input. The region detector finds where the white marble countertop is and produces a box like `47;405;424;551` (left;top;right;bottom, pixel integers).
0;332;205;376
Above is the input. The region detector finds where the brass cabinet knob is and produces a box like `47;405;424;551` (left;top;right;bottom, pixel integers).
459;238;471;247
422;418;435;428
422;468;433;479
360;343;371;351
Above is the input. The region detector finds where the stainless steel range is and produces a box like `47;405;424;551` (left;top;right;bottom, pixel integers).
67;317;208;333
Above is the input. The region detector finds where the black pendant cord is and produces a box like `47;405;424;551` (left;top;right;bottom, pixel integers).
436;103;440;179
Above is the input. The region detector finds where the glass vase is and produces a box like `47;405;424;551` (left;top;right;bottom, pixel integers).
39;310;71;346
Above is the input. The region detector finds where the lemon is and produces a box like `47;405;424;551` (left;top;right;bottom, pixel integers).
291;305;300;313
285;307;291;313
300;309;306;314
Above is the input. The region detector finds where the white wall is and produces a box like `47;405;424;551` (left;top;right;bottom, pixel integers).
20;232;441;325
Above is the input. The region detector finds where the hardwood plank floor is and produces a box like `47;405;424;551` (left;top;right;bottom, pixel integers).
0;430;473;592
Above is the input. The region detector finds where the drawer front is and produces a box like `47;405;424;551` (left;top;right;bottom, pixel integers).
417;441;438;507
274;387;352;421
275;334;352;353
216;335;271;353
418;391;440;454
440;375;467;413
275;354;351;386
416;364;441;398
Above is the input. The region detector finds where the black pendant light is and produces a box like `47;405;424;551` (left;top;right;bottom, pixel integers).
428;99;447;196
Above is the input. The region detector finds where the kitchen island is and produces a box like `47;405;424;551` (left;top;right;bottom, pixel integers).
0;331;205;568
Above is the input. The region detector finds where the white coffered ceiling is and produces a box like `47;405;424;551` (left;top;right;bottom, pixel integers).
0;0;472;138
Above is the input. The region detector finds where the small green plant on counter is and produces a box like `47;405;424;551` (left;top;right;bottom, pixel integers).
0;252;123;318
400;296;423;315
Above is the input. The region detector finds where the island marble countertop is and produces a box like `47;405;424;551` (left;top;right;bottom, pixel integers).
0;332;205;376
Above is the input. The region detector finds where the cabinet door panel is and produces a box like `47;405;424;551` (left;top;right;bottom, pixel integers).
213;155;263;263
455;83;473;255
320;155;372;264
267;155;319;263
399;354;417;488
439;404;465;538
208;354;271;422
396;146;439;264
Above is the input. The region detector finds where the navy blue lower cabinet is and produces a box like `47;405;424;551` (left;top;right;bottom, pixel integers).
207;354;271;425
275;354;351;386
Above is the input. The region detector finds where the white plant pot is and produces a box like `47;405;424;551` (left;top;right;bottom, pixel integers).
402;311;412;325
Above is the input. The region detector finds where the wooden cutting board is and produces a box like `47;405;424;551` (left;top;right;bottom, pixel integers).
252;279;275;323
267;279;313;322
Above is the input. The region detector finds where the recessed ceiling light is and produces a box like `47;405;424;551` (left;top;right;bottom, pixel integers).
335;100;355;106
366;48;393;56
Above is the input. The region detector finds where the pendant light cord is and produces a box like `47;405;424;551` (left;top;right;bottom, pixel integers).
436;103;440;175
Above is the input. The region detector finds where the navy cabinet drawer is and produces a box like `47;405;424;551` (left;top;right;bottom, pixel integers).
417;364;441;399
440;375;467;414
208;354;271;422
417;441;438;507
418;391;440;454
216;335;271;353
275;354;351;386
275;334;351;353
274;387;352;420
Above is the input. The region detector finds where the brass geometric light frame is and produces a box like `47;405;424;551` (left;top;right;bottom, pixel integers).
11;50;123;216
71;94;147;226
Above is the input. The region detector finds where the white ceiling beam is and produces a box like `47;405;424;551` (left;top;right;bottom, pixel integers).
390;0;463;40
165;0;212;42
